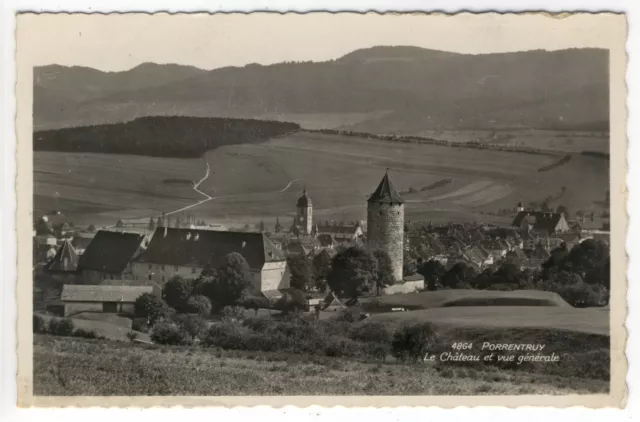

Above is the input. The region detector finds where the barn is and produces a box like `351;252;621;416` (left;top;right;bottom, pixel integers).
60;284;153;317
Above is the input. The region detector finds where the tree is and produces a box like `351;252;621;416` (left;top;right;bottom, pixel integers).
391;322;438;362
259;220;265;232
311;249;333;291
155;216;163;228
187;295;212;316
274;217;282;233
87;224;97;233
116;220;125;228
287;255;313;291
134;293;171;325
200;252;253;310
441;262;477;289
403;257;417;277
372;250;395;295
161;276;194;313
327;246;377;299
417;260;446;291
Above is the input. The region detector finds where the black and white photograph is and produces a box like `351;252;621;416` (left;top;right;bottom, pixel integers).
15;12;627;406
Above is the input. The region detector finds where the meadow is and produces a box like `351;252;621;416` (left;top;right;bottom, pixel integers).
34;130;609;227
33;325;609;396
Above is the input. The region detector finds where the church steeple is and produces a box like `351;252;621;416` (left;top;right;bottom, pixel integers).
296;187;313;235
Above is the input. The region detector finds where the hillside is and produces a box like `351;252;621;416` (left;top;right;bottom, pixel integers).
33;46;609;132
33;116;300;158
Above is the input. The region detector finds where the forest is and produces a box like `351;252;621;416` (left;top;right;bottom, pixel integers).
33;116;300;158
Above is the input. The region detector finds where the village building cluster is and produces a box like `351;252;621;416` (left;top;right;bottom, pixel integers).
33;171;609;317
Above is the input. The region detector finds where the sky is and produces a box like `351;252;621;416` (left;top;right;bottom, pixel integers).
17;13;621;71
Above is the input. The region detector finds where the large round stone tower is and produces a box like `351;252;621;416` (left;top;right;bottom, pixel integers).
366;170;405;282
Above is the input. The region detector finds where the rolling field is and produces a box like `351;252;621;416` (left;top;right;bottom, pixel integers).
34;152;205;225
361;289;571;311
368;306;609;336
34;131;609;226
406;130;610;154
194;131;608;224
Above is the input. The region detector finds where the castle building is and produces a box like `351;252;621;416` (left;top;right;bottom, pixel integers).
366;171;405;282
296;189;313;235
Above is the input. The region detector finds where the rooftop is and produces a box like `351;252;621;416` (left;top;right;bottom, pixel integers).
61;284;153;303
368;171;404;204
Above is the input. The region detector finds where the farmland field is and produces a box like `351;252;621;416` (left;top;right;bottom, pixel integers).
34;152;205;225
34;130;609;227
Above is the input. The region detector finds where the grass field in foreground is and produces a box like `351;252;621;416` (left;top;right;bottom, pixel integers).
33;333;608;396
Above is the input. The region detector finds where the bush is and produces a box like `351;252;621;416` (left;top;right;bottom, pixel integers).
240;295;272;315
335;308;357;323
553;281;602;307
187;295;212;316
202;322;248;349
242;316;272;332
33;315;47;334
220;305;246;322
132;317;150;333
324;336;362;357
48;318;75;336
72;329;99;339
150;322;192;345
364;342;391;362
173;314;208;339
348;321;391;344
392;322;439;362
126;331;139;341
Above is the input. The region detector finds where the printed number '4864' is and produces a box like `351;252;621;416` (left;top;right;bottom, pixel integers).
451;342;473;350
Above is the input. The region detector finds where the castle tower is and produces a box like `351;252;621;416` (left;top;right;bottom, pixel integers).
296;189;313;235
366;170;405;282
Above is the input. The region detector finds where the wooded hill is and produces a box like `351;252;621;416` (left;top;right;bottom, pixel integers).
33;116;300;158
34;46;609;133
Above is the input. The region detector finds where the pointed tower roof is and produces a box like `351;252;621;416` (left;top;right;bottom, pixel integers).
297;188;312;207
44;239;79;273
368;171;404;204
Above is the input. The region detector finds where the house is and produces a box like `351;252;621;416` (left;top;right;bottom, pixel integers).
512;211;570;235
132;227;290;293
71;233;95;255
99;278;162;297
321;291;345;311
315;221;365;244
44;239;79;273
61;284;154;317
77;230;147;284
463;247;494;269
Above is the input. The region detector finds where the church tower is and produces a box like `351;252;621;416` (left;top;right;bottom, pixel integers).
296;189;313;235
366;170;404;282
